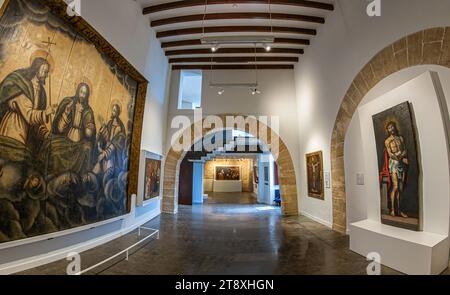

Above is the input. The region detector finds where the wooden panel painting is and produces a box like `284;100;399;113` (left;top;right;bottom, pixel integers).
0;0;140;243
373;101;420;231
215;166;240;181
306;151;324;200
144;158;161;201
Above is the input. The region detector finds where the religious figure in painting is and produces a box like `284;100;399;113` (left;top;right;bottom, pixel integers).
52;82;96;143
382;121;409;218
144;158;161;201
44;83;97;175
94;104;126;178
310;156;321;193
373;101;420;231
0;0;138;243
306;151;324;199
0;57;55;151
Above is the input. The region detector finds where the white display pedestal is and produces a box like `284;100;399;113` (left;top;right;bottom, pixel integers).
350;220;449;275
213;180;242;192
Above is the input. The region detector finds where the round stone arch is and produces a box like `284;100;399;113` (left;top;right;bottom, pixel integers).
331;27;450;234
162;114;299;216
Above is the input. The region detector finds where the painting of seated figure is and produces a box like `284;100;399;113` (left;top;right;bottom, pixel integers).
0;0;139;243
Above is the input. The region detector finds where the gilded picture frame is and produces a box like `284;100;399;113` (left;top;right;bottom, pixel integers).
0;0;148;244
306;151;324;200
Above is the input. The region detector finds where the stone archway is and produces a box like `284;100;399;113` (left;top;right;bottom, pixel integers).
331;27;450;233
162;114;299;216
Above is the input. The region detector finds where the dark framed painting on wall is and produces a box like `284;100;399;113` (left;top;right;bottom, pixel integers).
253;165;258;184
264;166;269;183
273;161;279;186
215;165;240;181
144;158;161;201
0;0;147;244
373;101;421;231
306;151;324;200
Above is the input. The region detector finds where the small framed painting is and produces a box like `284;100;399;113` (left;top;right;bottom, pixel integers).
144;158;162;201
306;151;324;200
215;165;241;181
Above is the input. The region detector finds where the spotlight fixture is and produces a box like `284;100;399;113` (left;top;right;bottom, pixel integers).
218;88;225;95
264;44;272;52
251;88;261;95
211;44;218;52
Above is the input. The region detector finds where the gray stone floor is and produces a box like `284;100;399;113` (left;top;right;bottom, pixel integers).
19;192;449;275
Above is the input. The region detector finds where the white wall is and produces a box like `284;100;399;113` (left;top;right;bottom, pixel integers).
295;0;450;227
0;0;169;273
345;66;450;231
166;69;301;208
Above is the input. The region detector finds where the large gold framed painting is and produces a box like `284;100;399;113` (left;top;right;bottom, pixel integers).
0;0;146;243
373;102;420;231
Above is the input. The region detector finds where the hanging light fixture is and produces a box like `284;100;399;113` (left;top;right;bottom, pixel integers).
251;87;261;95
249;44;261;95
218;88;225;95
265;0;273;52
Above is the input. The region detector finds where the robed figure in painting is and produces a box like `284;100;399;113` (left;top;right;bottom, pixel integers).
44;83;96;175
0;0;138;244
94;103;126;179
0;57;57;241
0;57;55;156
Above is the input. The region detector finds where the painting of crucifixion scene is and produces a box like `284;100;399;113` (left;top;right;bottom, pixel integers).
306;151;324;200
0;0;138;243
373;102;421;231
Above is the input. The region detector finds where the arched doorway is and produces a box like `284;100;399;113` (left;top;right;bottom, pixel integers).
330;27;450;233
162;114;299;216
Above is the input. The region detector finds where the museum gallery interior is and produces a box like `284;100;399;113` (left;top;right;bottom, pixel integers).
0;0;450;276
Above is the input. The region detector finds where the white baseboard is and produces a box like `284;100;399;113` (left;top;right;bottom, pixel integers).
300;210;332;228
0;209;160;275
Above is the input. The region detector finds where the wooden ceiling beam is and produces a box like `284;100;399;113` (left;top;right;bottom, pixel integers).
172;64;295;70
151;13;325;27
165;47;304;56
144;0;334;15
161;37;310;48
157;26;316;38
169;56;299;63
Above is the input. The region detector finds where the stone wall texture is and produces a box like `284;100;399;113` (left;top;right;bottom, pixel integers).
331;27;450;233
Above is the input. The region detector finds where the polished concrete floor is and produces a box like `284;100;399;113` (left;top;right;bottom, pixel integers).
20;192;448;275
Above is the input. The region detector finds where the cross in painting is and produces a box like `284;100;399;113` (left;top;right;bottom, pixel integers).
42;36;56;53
